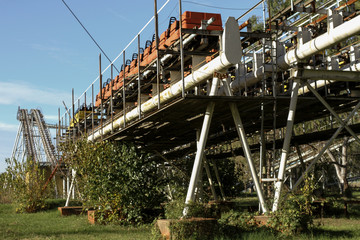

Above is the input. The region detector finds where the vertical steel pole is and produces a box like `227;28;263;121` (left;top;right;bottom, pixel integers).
84;92;87;134
65;112;68;141
222;79;268;213
66;172;70;199
72;88;75;141
111;64;114;133
123;51;126;127
212;160;226;200
184;76;219;209
179;0;185;98
91;84;94;141
62;177;66;199
137;34;142;119
203;157;218;201
61;116;63;141
99;54;103;139
272;79;300;212
57;108;60;149
77;98;80;133
259;4;266;204
154;0;161;109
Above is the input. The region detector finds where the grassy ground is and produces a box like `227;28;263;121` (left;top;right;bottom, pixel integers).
0;204;152;240
2;203;360;239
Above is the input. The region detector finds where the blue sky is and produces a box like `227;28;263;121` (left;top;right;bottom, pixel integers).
0;0;264;173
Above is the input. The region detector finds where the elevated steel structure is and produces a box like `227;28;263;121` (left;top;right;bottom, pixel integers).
59;0;360;213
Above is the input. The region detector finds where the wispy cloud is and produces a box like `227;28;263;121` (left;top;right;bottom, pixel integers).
0;122;18;132
0;81;70;106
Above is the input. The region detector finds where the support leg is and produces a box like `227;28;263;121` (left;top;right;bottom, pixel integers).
273;79;300;212
222;78;268;213
184;76;219;212
204;157;218;201
65;170;76;207
212;160;226;201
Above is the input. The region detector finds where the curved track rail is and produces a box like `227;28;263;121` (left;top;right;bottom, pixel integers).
13;109;58;166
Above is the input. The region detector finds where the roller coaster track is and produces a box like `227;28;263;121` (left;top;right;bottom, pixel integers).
13;109;58;166
31;109;58;166
17;109;37;162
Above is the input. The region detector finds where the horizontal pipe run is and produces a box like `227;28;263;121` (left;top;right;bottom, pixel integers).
291;68;360;82
261;178;277;182
279;14;360;69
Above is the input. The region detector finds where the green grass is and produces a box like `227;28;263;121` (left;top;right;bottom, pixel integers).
0;204;152;240
2;203;360;240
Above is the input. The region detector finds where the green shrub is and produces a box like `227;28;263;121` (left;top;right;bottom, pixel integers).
5;158;51;213
61;139;166;224
164;199;218;219
170;219;218;240
0;172;12;204
267;176;315;236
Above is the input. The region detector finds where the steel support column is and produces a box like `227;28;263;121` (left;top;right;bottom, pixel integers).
204;156;218;201
212;159;226;200
184;76;219;211
273;79;300;212
65;169;76;207
222;79;268;213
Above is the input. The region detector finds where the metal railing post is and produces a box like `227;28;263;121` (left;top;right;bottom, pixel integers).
179;0;185;98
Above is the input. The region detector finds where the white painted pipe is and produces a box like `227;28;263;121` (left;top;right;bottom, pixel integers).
230;14;360;93
279;13;360;69
298;62;360;95
88;17;241;141
230;64;272;92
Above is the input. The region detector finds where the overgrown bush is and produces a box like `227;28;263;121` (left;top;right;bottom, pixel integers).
60;139;166;224
0;172;12;204
218;210;258;233
267;176;315;236
164;199;218;219
5;158;51;213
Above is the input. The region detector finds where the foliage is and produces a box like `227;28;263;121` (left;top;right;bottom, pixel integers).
60;138;166;224
164;199;218;220
267;175;315;236
268;0;290;16
170;219;218;240
218;210;259;234
249;15;264;31
5;158;51;213
0;171;12;203
160;199;220;239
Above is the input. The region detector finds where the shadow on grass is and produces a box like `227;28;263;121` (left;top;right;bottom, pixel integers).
307;228;354;239
4;225;151;240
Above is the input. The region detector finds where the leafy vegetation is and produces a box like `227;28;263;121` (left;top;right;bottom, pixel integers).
60;139;166;224
5;158;52;213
